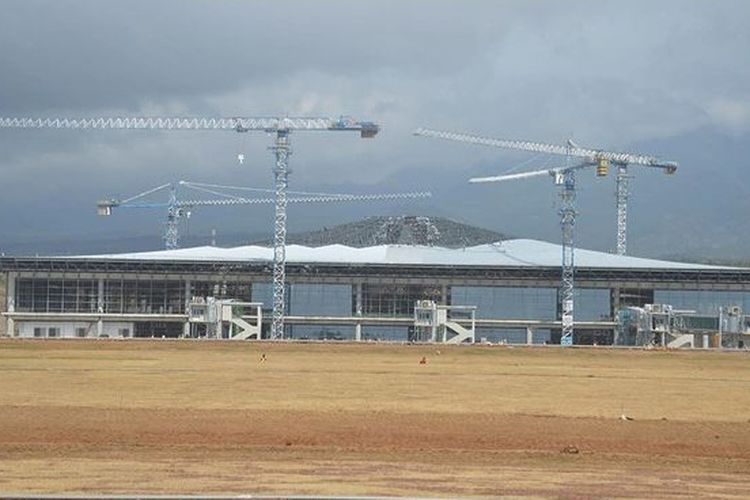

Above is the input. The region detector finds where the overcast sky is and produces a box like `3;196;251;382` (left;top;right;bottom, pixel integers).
0;0;749;256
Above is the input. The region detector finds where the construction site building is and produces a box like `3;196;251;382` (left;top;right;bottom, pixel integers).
2;239;750;346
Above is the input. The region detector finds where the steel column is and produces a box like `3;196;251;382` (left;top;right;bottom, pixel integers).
164;184;180;250
270;130;291;339
354;282;363;341
6;272;16;336
615;165;630;255
559;168;576;345
183;278;191;337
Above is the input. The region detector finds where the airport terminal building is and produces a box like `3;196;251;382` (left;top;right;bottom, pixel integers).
3;238;750;344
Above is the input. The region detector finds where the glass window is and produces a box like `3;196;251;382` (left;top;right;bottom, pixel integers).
16;279;35;312
451;287;557;320
362;284;443;317
361;325;409;341
654;290;750;316
17;278;101;313
47;280;63;312
291;284;350;316
575;289;612;321
193;281;251;302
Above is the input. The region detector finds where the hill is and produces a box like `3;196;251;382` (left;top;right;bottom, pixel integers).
255;216;506;248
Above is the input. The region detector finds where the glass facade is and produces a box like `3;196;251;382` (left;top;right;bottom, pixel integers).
292;284;351;316
104;279;184;314
12;276;750;343
15;277;257;315
191;281;252;302
451;286;557;320
362;284;443;317
474;328;552;344
16;278;98;313
654;290;750;316
289;284;352;339
451;286;612;322
361;326;409;342
575;288;612;321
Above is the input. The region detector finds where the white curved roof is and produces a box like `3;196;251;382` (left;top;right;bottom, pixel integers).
73;239;734;270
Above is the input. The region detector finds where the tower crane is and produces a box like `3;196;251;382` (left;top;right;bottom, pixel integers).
98;180;431;250
414;128;677;255
471;155;587;345
414;128;677;345
0;115;379;339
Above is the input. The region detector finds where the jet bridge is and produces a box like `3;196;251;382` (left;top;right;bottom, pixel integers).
188;297;263;340
414;300;477;344
616;304;750;348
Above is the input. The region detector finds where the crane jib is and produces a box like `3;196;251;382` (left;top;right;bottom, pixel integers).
414;128;677;170
0;117;380;137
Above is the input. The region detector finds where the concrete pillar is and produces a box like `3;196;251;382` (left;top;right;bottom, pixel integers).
286;283;293;339
0;274;5;338
183;279;192;338
526;326;534;345
610;287;621;319
431;303;438;343
97;278;105;313
438;285;450;343
6;272;16;337
354;282;363;341
184;279;192;311
95;277;105;338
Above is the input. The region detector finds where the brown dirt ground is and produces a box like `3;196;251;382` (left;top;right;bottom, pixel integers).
1;339;749;497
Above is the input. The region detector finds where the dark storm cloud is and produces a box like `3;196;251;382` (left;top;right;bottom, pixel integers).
0;0;511;112
0;0;749;256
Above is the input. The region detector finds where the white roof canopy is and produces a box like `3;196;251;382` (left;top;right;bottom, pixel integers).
71;239;732;270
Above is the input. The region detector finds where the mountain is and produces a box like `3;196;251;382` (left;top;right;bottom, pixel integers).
253;215;505;248
0;216;503;255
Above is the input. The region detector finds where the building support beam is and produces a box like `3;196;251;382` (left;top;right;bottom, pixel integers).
183;279;191;338
354;282;363;341
96;278;105;338
97;278;104;313
610;287;621;319
6;272;16;337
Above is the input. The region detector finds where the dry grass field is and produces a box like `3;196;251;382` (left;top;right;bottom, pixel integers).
0;339;749;497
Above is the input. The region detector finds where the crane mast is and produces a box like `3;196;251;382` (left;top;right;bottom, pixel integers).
471;155;581;345
615;166;630;256
2;114;380;339
271;129;291;339
415;127;677;255
559;152;576;345
165;185;181;250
